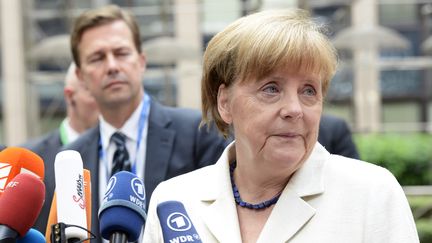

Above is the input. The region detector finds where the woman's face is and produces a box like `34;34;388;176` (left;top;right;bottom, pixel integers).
218;67;323;173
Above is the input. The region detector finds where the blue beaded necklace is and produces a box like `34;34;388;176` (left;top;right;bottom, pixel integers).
229;161;281;210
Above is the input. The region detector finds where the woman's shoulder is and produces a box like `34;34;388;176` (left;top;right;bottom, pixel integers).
151;163;219;201
325;155;400;188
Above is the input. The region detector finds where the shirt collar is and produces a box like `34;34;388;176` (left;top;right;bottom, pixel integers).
99;100;144;149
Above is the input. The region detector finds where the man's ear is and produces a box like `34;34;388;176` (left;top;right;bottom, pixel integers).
75;67;89;90
64;87;75;107
139;53;147;74
217;84;232;124
75;66;82;81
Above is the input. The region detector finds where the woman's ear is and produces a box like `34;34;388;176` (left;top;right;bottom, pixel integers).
217;84;232;124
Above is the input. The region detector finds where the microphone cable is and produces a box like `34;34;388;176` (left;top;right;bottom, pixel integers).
50;223;96;243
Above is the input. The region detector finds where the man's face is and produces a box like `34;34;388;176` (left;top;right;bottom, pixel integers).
76;20;145;110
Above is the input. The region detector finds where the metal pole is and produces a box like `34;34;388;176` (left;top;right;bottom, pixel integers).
352;0;381;132
174;0;202;109
1;0;29;145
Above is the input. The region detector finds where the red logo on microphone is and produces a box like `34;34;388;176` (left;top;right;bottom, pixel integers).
72;174;85;209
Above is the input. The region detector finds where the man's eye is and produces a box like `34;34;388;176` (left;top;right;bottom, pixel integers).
89;56;103;63
117;52;129;56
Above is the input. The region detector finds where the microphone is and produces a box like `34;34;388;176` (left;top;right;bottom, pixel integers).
83;169;92;239
17;229;45;243
157;201;202;243
54;150;87;242
99;171;146;243
45;169;92;243
0;173;45;242
44;192;57;241
0;147;44;194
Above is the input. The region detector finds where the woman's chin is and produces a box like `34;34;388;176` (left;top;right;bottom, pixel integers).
266;150;306;170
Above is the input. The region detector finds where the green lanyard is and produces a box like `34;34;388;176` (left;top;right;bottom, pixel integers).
59;119;69;146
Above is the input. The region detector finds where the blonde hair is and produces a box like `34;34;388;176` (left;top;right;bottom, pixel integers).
201;8;338;137
70;4;142;67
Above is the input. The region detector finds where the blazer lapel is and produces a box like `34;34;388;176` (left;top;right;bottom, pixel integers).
258;143;328;243
144;101;175;197
200;144;243;243
257;189;316;243
201;195;242;243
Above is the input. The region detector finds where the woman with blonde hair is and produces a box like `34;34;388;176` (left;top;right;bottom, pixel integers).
143;8;418;243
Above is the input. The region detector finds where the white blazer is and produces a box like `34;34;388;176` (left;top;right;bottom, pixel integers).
143;142;419;243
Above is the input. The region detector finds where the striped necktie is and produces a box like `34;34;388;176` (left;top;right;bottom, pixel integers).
110;132;131;176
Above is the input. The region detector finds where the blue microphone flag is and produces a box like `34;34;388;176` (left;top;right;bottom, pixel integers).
99;171;146;242
157;201;202;243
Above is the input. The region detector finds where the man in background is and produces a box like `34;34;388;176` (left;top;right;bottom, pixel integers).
45;5;228;241
22;62;99;233
318;114;360;159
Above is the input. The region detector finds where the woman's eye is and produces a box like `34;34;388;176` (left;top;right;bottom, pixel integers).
262;84;279;93
303;86;316;96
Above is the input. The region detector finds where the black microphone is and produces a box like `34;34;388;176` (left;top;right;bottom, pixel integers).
157;201;202;243
0;226;17;243
98;171;146;243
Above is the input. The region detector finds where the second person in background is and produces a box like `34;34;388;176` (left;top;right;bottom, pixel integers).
39;4;228;241
24;62;99;233
318;114;359;159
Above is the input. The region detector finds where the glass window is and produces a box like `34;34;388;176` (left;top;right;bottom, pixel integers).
379;4;418;27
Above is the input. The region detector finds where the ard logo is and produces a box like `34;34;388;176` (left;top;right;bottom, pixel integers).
131;177;145;200
0;163;12;191
167;212;192;232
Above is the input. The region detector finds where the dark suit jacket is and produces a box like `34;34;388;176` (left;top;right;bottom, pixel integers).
21;130;63;234
44;100;228;242
318;114;359;159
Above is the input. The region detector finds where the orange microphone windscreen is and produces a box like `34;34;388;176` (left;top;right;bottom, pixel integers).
0;147;44;194
83;169;91;242
44;192;57;242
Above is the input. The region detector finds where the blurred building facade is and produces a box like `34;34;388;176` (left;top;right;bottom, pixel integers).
0;0;431;145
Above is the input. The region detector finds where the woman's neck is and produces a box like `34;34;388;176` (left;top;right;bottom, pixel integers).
233;159;289;204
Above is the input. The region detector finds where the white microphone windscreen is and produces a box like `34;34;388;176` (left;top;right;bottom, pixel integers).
54;150;87;240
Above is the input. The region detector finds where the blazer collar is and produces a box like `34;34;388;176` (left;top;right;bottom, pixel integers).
287;142;328;197
198;142;328;242
144;100;175;196
258;142;328;242
200;142;242;243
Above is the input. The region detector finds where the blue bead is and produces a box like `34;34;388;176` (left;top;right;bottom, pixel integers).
230;160;280;210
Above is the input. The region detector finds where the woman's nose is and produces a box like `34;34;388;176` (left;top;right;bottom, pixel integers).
279;95;303;120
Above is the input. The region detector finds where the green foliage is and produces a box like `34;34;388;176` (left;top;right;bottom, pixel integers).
354;133;432;185
409;196;432;219
350;134;432;239
416;219;432;242
409;196;432;242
